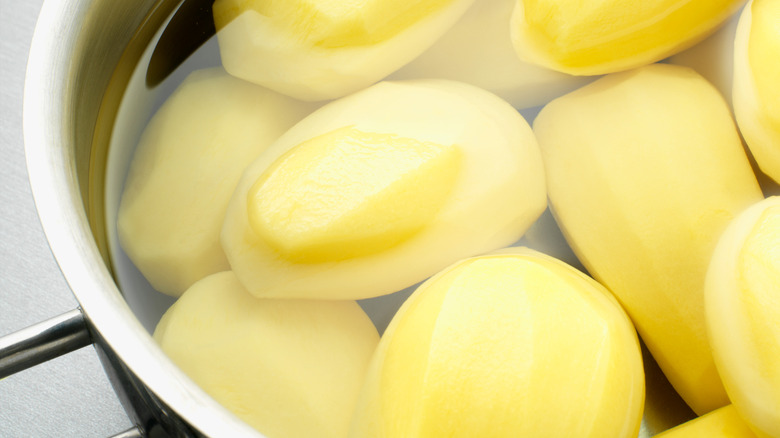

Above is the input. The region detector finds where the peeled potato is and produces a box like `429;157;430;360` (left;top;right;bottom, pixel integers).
154;271;379;438
653;405;758;438
534;63;763;415
221;79;547;300
706;196;780;438
510;0;746;75
117;68;316;296
388;0;593;109
733;0;780;184
349;247;645;438
212;0;475;101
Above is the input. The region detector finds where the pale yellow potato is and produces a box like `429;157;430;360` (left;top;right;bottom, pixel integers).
706;196;780;438
349;247;645;438
534;63;763;415
154;271;379;438
510;0;746;75
117;68;316;296
733;0;780;184
653;405;758;438
212;0;475;101
388;0;594;109
221;79;547;300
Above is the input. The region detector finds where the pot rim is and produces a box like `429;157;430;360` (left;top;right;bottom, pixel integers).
23;1;263;436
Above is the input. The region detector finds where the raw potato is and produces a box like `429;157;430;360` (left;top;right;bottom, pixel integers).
349;247;645;438
221;79;547;300
154;271;379;438
117;68;317;296
733;0;780;184
653;405;758;438
706;196;780;438
388;0;593;109
534;63;763;415
212;0;475;101
510;0;746;75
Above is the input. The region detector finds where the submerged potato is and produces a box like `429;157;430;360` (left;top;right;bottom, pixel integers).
212;0;475;101
349;247;645;438
221;79;547;300
510;0;746;75
733;0;780;184
706;196;780;438
534;63;763;414
388;0;593;109
117;68;316;296
154;271;379;438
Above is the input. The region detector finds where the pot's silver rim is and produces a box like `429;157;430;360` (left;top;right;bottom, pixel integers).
22;1;262;436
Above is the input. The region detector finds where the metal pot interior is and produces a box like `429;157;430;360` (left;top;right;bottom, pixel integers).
25;0;264;436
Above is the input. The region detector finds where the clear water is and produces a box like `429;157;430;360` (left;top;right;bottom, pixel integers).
102;2;742;435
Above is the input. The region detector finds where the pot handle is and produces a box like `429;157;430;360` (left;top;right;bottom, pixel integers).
0;308;91;378
0;309;146;437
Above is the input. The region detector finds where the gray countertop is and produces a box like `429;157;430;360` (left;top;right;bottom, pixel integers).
0;1;131;436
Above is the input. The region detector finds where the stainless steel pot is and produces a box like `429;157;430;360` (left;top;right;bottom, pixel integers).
3;0;698;436
9;0;261;436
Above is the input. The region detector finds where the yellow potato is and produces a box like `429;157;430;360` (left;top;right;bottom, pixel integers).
706;196;780;438
154;271;379;438
212;0;475;101
534;63;762;414
653;405;758;438
733;0;780;184
510;0;746;75
221;79;547;300
350;247;645;438
117;68;316;296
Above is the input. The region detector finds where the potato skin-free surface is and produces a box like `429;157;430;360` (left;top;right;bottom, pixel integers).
154;271;379;438
511;0;746;75
733;0;780;184
534;63;762;415
350;247;645;438
221;79;547;301
706;196;780;438
212;0;476;100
